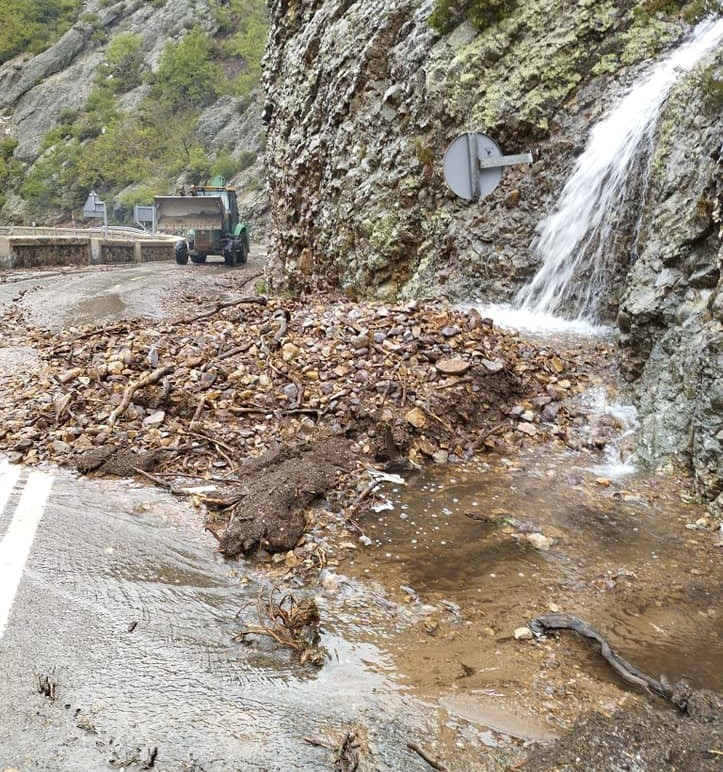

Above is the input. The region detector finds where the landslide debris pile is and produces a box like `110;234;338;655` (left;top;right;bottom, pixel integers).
0;292;610;555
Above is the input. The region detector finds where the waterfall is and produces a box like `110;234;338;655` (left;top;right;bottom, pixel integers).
515;16;723;321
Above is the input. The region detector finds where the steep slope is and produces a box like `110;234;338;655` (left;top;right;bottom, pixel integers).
0;0;267;228
262;0;722;507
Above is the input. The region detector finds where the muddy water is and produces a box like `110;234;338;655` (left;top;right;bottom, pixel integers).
341;448;722;749
2;457;720;770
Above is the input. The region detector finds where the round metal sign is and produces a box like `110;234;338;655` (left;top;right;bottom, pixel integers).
443;132;503;201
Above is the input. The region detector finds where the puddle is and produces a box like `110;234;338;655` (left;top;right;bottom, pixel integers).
73;293;128;325
16;264;170;329
343;448;722;742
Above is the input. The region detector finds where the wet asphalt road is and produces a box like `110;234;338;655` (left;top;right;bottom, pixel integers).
0;257;262;330
0;464;428;771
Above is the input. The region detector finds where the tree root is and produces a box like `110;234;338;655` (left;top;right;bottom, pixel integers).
233;582;326;666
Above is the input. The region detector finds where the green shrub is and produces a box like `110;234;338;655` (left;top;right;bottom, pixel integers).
117;185;164;209
0;138;23;209
429;0;517;34
21;140;83;213
0;137;19;160
236;150;258;171
0;0;81;64
211;151;240;180
151;28;223;109
211;0;269;95
100;33;145;93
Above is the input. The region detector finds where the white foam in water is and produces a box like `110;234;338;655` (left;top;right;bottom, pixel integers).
469;302;611;337
579;388;640;477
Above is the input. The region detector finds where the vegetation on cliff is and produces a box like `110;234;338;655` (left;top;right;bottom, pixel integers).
429;0;721;33
0;0;81;64
2;0;267;224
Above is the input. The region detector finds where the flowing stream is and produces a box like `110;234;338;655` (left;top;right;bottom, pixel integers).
515;16;723;321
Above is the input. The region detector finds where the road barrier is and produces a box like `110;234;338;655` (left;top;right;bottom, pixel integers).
0;227;177;269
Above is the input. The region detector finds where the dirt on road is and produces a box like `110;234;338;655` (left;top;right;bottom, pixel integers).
1;262;721;771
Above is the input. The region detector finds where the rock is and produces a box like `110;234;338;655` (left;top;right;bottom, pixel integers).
504;189;521;208
517;422;537;436
432;449;449;464
352;332;370;350
283;383;299;401
143;410;165;426
435;357;470;375
514;626;534;641
405;407;427;429
281;343;301;361
541;402;561;421
416;436;437;456
526;533;553;550
550;356;565;374
481;358;505;373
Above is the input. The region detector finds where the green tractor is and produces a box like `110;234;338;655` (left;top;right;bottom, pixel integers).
155;176;250;266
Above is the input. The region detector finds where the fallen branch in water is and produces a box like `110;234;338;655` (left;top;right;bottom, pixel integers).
233;582;326;666
527;613;691;710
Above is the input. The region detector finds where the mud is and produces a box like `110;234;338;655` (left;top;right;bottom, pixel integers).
525;694;722;771
217;436;355;556
1;262;721;770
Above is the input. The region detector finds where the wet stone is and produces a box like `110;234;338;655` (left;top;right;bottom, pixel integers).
435;357;470;375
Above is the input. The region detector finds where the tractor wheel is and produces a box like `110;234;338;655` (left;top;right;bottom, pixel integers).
175;241;188;265
235;239;247;265
190;252;207;264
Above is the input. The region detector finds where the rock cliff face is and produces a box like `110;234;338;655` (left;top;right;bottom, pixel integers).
0;0;266;228
618;59;723;511
264;0;681;301
263;0;722;506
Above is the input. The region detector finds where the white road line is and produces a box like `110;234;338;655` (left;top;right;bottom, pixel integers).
0;459;22;517
0;469;54;639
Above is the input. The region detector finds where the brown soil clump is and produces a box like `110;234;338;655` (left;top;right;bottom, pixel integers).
217;436;354;556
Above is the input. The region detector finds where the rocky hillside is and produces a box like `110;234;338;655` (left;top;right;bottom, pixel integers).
262;0;723;508
0;0;267;230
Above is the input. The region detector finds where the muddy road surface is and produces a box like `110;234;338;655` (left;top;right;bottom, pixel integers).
0;258;721;770
0;462;450;771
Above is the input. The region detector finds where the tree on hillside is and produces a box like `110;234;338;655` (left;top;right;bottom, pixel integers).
101;33;146;93
152;29;223;110
0;0;81;64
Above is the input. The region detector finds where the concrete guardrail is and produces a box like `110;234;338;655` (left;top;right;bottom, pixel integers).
0;227;178;269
